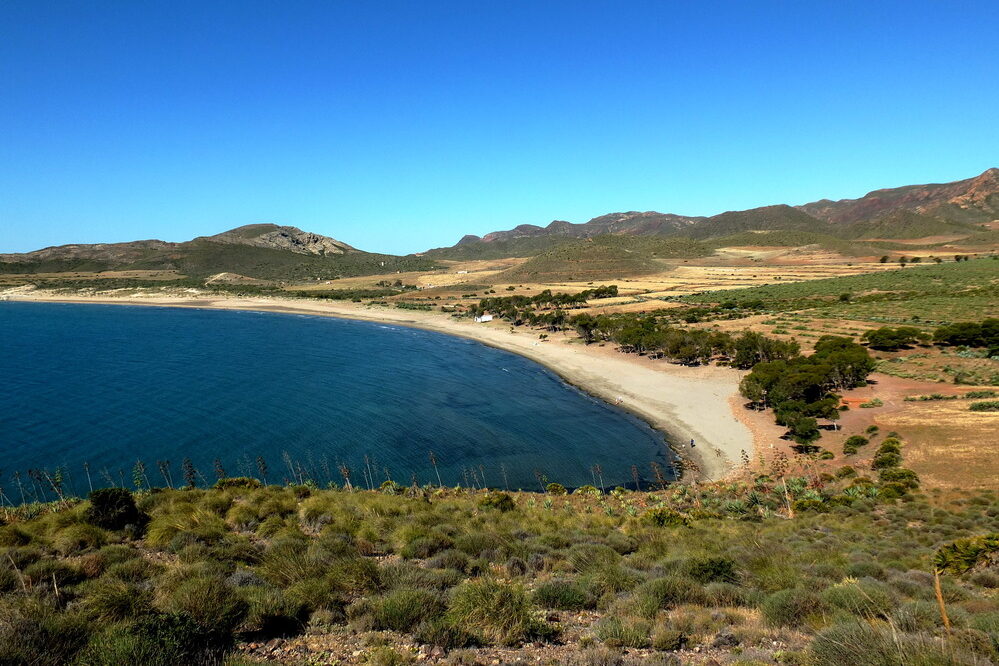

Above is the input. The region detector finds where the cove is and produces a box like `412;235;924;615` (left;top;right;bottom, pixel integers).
0;301;674;496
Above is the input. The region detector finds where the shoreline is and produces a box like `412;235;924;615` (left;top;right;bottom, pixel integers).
5;291;757;481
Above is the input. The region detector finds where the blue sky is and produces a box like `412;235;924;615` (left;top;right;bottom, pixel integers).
2;1;997;255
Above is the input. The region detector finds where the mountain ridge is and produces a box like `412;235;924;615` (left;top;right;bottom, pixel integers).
434;168;998;257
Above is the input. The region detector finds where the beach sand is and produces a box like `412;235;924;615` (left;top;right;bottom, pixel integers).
7;292;757;481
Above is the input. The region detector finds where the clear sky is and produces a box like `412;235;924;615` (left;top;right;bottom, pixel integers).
2;1;997;255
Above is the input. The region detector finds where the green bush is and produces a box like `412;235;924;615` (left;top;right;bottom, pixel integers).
878;468;920;489
595;615;650;648
214;477;262;489
761;588;826;627
157;575;249;639
533;579;593;610
79;578;154;621
844;435;869;449
372;588;444;632
447;579;554;645
53;522;108;555
412;618;481;650
643;507;690;528
400;534;454;559
820;579;896;618
969;400;999;412
871;452;902;469
636;575;706;610
478;492;516;512
85;488;145;530
651;627;687;651
686;557;739;584
0;598;91;666
811;621;980;665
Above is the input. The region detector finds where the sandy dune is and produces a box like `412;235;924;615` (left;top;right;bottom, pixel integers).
7;292;756;481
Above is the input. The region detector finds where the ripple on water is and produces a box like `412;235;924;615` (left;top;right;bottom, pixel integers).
0;302;674;492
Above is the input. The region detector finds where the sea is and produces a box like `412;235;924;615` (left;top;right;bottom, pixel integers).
0;301;674;499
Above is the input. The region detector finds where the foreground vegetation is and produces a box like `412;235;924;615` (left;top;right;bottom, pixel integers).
1;440;998;665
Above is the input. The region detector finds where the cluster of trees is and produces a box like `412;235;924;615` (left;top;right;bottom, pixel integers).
860;319;999;354
861;326;930;351
471;286;619;321
740;336;876;446
566;314;800;367
933;318;999;351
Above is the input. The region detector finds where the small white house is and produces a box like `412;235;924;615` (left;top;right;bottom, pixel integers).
474;314;494;323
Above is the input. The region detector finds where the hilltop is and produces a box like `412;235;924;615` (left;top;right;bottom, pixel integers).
0;224;435;281
433;168;999;260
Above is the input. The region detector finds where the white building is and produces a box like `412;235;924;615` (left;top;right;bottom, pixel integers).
474;314;494;323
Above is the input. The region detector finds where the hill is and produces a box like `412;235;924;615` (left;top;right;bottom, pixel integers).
437;168;999;256
840;209;982;240
0;225;436;280
496;235;711;282
799;167;999;226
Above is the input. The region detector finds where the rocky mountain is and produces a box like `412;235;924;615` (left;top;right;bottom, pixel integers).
202;224;357;256
797;168;999;225
438;168;998;257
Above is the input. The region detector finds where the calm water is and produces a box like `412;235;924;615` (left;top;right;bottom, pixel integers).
0;302;673;497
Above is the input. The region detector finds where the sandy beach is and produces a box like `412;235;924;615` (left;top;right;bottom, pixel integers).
5;291;757;481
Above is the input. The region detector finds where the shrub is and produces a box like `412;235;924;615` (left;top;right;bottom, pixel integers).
85;488;144;530
157;575;249;640
24;559;84;587
426;549;470;572
0;599;91;666
811;621;980;665
372;588;444;632
878;438;902;453
53;522;108;555
79;578;154;621
636;575;706;609
479;492;515;512
594;615;650;648
820;579;896;618
845;435;869;449
127;611;231;664
643;508;690;528
0;524;32;547
969;400;999;412
935;533;999;574
566;543;620;572
239;585;306;638
447;579;554;645
793;498;827;513
214;477;262;489
878;468;920;489
412;618;481;650
545;482;567;495
871;452;902;469
651;628;687;651
686;557;739;584
533;579;593;610
400;534;453;559
761;588;826;627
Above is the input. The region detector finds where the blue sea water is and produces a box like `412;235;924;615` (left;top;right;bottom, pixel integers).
0;302;673;497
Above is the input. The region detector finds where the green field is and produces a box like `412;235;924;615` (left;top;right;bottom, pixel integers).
682;259;999;324
497;235;711;282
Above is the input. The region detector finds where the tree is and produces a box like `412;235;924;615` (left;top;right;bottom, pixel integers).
862;326;929;351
